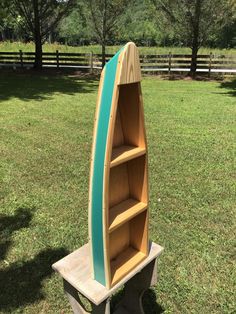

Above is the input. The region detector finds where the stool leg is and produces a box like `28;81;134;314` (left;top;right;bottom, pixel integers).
63;280;111;314
63;279;89;314
91;298;110;314
114;259;157;314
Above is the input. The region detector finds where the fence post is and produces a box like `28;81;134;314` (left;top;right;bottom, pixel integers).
208;52;212;77
56;50;59;68
19;50;23;68
168;51;172;75
90;52;93;74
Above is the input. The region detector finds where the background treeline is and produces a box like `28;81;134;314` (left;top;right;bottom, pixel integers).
0;0;235;74
1;0;235;48
59;0;236;49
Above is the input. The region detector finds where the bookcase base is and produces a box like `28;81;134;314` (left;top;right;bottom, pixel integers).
53;242;163;314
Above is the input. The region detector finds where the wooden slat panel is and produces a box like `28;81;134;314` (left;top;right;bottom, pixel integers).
47;62;89;66
196;65;211;69
211;60;236;65
58;52;87;56
0;50;235;72
96;58;112;63
41;57;57;61
141;59;169;64
0;56;20;60
93;53;114;58
171;54;192;58
170;60;191;64
23;52;35;55
141;66;169;69
171;66;191;69
41;52;56;56
197;60;211;64
0;52;19;55
211;66;236;70
0;61;21;64
140;54;170;58
51;57;87;62
21;57;35;61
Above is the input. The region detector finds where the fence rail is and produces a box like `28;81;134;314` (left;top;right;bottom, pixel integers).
0;50;235;74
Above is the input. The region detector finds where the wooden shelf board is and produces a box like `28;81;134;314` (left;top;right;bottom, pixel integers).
109;198;147;233
110;145;146;168
110;246;146;287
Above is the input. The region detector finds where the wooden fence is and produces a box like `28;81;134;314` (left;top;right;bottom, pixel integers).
0;50;235;74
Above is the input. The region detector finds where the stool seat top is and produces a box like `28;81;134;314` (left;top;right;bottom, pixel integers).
52;241;163;305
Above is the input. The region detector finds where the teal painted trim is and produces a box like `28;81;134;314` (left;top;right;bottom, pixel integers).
91;48;123;286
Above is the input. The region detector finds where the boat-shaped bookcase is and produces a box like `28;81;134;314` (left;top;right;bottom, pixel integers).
89;42;149;288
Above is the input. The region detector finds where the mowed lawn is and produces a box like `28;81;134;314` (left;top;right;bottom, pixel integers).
0;72;235;314
1;41;236;56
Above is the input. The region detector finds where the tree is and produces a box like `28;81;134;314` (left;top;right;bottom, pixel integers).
0;2;17;40
216;0;236;48
58;1;92;45
117;0;160;46
151;0;234;76
9;0;75;69
86;0;130;67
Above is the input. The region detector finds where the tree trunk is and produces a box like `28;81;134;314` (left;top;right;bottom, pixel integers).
33;0;42;70
189;0;202;77
102;44;106;68
190;45;198;77
34;38;43;70
101;0;107;69
1;30;6;41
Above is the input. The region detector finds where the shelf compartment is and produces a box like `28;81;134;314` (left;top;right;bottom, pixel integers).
109;211;148;287
110;247;146;286
110;145;146;168
109;155;147;209
109;198;147;232
112;82;146;149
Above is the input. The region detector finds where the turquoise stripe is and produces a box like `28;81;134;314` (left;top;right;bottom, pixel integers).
91;49;122;285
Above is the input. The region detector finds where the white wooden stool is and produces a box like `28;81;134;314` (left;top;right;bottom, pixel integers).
52;242;163;314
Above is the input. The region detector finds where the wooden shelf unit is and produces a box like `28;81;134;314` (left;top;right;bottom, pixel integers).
107;81;149;287
89;42;149;289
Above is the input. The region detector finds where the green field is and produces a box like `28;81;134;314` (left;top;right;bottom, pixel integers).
0;72;235;313
0;41;236;56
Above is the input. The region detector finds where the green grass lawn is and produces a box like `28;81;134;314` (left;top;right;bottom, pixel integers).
0;41;236;56
0;71;235;313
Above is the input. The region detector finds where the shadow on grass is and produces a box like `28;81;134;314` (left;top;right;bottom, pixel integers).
0;207;68;311
0;207;34;261
0;247;68;311
111;287;164;313
0;70;98;102
219;78;236;97
152;73;224;81
143;289;165;314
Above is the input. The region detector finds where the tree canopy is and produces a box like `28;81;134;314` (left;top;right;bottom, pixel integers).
5;0;75;68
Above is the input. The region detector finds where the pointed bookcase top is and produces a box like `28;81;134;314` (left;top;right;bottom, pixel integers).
89;42;149;288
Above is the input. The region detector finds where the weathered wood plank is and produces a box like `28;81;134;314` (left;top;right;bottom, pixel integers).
52;241;163;306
